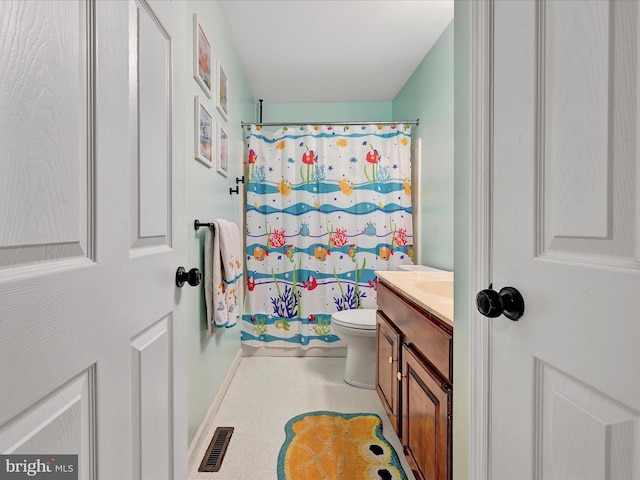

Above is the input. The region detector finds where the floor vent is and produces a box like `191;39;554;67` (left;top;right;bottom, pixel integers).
198;426;234;472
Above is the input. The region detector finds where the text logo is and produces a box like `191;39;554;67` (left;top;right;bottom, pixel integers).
0;455;77;480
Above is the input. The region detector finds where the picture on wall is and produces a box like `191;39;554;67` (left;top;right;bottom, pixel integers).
216;60;229;121
217;124;229;177
195;96;214;167
193;14;212;98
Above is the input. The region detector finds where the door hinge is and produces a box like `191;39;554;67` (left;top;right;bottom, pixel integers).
441;383;452;394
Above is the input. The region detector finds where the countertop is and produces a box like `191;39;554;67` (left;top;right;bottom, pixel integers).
376;270;454;326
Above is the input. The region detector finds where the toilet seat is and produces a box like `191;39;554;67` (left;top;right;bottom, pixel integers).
331;309;376;330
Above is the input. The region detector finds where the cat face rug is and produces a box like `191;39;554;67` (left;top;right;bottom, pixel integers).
277;411;408;480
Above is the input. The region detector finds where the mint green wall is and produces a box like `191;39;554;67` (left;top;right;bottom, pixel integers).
186;0;255;444
393;20;465;477
453;4;470;479
262;102;392;124
392;21;454;271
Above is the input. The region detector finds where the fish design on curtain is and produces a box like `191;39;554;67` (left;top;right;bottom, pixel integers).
242;124;414;349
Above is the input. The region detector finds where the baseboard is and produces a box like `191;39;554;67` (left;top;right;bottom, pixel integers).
187;348;243;470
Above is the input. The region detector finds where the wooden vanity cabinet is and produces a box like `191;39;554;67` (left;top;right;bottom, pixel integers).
376;281;453;480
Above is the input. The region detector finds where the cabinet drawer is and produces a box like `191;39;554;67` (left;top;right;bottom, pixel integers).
378;282;452;381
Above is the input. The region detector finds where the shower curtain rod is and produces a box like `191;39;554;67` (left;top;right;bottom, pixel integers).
240;119;419;127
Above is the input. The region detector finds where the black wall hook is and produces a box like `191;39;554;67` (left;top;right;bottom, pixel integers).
229;186;239;195
236;176;245;184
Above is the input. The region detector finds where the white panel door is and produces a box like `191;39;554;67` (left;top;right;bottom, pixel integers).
489;1;640;478
0;1;187;479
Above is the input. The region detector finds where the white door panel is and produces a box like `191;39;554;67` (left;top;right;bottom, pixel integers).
490;0;640;478
131;316;173;479
0;1;187;479
0;370;95;479
135;0;171;245
0;1;90;270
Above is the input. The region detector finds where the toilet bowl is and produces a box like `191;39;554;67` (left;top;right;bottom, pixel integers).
331;309;377;389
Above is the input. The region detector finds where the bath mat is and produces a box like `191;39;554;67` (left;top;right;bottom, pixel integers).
277;411;408;480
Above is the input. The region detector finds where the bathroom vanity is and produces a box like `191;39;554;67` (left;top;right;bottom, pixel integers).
375;271;453;480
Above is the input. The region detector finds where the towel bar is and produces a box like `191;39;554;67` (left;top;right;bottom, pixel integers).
194;220;214;231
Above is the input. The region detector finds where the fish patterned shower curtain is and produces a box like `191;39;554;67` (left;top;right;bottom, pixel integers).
242;124;413;349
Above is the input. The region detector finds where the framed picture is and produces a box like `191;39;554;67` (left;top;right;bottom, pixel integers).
194;96;214;167
193;14;212;98
216;59;229;121
217;124;229;177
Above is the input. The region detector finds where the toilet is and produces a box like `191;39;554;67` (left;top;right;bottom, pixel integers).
331;309;377;389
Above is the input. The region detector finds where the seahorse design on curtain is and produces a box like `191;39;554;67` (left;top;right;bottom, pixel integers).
242;124;414;349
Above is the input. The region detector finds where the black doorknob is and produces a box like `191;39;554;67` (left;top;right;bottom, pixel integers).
476;285;524;321
175;267;201;287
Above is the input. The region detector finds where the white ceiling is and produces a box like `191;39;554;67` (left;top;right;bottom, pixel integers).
218;0;454;103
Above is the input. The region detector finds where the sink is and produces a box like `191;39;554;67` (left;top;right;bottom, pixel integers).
376;270;454;324
414;280;453;298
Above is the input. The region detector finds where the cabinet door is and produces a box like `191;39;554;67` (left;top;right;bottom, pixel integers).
401;345;452;480
376;313;401;433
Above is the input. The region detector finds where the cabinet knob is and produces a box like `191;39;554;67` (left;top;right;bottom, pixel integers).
388;356;394;364
397;372;405;381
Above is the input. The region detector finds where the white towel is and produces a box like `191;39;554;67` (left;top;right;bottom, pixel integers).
217;219;243;284
204;219;243;334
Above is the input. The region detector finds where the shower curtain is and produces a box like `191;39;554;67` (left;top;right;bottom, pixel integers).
242;124;413;349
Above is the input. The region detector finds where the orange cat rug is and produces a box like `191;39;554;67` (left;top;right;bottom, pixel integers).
277;411;408;480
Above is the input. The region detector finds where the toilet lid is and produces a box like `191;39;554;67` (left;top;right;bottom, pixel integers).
331;309;377;330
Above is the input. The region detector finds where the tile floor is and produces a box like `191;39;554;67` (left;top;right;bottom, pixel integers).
188;356;415;480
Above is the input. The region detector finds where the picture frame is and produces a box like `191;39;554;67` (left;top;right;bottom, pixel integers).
193;14;213;98
217;124;229;177
216;59;229;121
194;96;214;168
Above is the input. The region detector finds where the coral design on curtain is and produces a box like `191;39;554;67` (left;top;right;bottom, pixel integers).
242;124;413;349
